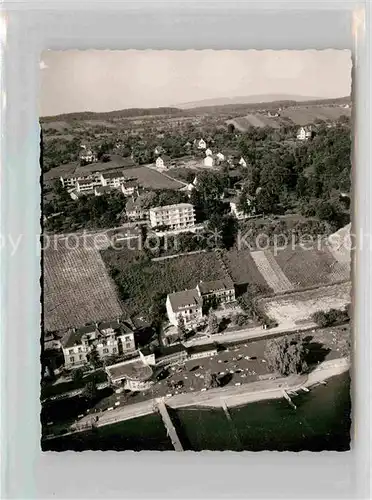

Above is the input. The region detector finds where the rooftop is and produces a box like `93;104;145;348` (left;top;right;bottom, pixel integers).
95;186;113;194
197;277;235;295
101;170;125;179
98;319;121;331
106;358;153;382
61;324;97;348
167;288;202;312
150;203;194;213
76;179;94;186
126;196;147;212
159;343;187;356
122;180;139;188
187;343;218;355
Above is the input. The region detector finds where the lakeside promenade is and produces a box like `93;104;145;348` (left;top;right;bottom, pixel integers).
44;357;349;441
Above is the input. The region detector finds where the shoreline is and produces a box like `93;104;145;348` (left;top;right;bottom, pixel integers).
44;357;349;440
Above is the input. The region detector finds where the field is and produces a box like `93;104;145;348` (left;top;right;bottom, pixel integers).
44;236;123;332
280;106;351;125
44;161;184;191
101;249;228;318
250;250;294;293
257;282;351;326
122;166;184;190
272;246;350;288
221;249;270;288
227;105;351;131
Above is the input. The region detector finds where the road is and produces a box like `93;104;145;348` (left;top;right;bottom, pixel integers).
184;320;318;347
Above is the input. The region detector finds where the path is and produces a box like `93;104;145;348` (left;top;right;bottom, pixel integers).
184;320;317;348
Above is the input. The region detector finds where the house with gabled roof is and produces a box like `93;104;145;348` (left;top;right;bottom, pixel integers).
166;289;203;328
155;155;171;170
61;319;136;369
297;126;313;141
125;196;149;221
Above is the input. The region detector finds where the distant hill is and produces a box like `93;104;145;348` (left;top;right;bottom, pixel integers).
176;94;328;109
40;96;351;122
40;107;185;122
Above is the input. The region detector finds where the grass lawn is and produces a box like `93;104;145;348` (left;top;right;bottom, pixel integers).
101;248;227;318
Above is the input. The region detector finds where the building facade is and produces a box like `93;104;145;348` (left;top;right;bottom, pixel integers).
61;320;136;369
149;203;196;231
196;278;236;305
100;170;127;188
121;180;139;196
125;197;149;220
166;289;203;328
297;126;312;140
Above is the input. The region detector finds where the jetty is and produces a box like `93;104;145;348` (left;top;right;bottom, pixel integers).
282;389;297;410
156;399;184;452
221;399;232;422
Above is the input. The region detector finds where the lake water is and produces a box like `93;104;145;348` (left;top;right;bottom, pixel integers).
43;372;351;452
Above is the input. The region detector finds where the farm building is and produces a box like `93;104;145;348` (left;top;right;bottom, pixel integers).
197;138;206;149
216;152;225;161
205;148;213;157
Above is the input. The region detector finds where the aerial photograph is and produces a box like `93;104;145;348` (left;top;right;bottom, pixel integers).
40;50;352;452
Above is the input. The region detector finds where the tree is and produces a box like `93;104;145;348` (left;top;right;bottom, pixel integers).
71;368;84;384
207;313;219;334
204;370;219;389
237;188;252;216
83;379;98;401
264;335;308;376
87;346;101;369
177;316;187;339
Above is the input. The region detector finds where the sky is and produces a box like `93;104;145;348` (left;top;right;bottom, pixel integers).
40;50;351;117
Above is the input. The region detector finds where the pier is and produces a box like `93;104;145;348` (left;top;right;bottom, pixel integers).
156;399;184;452
282;389;297;410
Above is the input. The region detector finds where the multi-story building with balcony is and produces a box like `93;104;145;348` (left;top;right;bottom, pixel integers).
149;203;196;231
196;278;236;305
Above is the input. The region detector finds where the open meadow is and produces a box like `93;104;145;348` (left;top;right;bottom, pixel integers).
44;236;123;331
227;105;351;131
